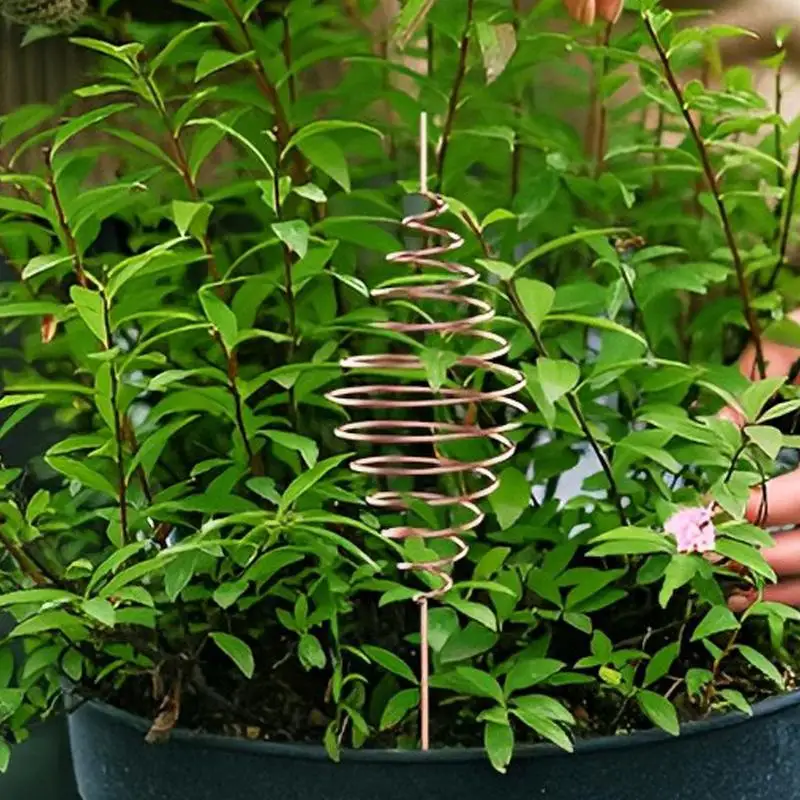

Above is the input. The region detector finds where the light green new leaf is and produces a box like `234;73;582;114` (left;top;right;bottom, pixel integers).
172;200;213;240
381;689;421;731
272;220;310;258
538;358;580;404
637;690;679;736
299;136;350;192
70;286;107;345
691;605;740;642
195;49;254;82
745;425;783;459
210;632;254;679
514;227;626;273
514;278;555;331
45;456;117;498
200;290;238;351
484;722;514;773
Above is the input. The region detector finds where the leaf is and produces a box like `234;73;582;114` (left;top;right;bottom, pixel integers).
298;634;327;670
484;722;514;774
0;689;23;722
380;688;420;731
393;0;436;47
0;103;54;147
70;286;107;345
511;707;573;752
740;378;785;421
419;348;459;391
0;740;8;773
200;290;238;351
691;606;740;642
210;632;254;679
278;453;350;512
127;416;199;479
45;456;117;498
476;22;516;84
476;259;514;281
537;358;580;404
439;621;497;664
299;136;350;192
362;645;418;684
514;278;555;331
513;694;574;725
514;228;626;274
245;548;304;583
264;430;318;469
513;169;559;231
488;467;530;530
446;598;497;631
453;667;504;704
52;103;134;155
637;690;679;736
272;220;310;258
186;118;273;177
195;49;254;82
714;539;777;582
21;254;71;280
644;642;680;686
745;425;783;459
737;645;784;687
213;580;248;610
0;301;63;320
719;689;752;716
81;598;116;627
659;555;698;608
0;588;78;609
284;121;383;154
172;200;213;240
505;658;565;695
545;313;648;348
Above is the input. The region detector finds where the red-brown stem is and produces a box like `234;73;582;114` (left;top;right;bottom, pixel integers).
44;148;87;287
644;14;766;379
0;526;48;586
281;13;296;105
435;0;474;191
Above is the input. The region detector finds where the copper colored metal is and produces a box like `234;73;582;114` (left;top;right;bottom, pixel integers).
327;191;526;750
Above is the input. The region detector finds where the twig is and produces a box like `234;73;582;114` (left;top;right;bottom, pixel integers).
644;14;766;379
44;148;86;287
435;0;474;191
0;525;48;585
765;142;800;291
281;13;296;105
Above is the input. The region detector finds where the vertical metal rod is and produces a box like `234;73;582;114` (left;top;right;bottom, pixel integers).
420;112;428;194
419;596;430;751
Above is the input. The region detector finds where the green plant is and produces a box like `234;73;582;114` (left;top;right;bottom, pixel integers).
1;0;800;776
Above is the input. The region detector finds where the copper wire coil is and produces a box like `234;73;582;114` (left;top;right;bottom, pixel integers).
326;191;526;603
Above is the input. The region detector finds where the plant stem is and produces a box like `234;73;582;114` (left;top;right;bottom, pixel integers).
643;14;766;380
0;526;48;586
435;0;474;191
44;148;86;288
765;142;800;291
223;344;259;473
281;13;297;105
506;282;629;526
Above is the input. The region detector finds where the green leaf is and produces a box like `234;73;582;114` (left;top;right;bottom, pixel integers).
514;228;626;274
446;598;497;631
0;588;77;609
488;467;530;530
21;254;71;280
393;0;436;46
186;118;273;177
644;642;680;686
299;136;350;192
511;707;573;752
52;103;134;155
513;694;574;725
420;348;459;391
272;220;310;258
264;430;318;469
476;259;514;281
514;278;555;331
278;453;350;512
719;689;752;716
0;740;9;773
362;645;418;684
0;103;54;147
453;667;504;704
0;689;24;722
736;645;784;687
200;290;238;351
439;621;497;664
537;358;580;404
195;49;254;82
380;688;420;731
70;286;107;345
284;121;383;155
505;658;565;695
81;597;116;627
0;301;63;320
475;21;517;85
213;580;248;610
545;313;648;348
740;378;785;421
637;690;679;736
45;456;117;498
150;21;218;73
210;632;254;679
245;547;304;583
172;200;213;240
127;416;199;479
484;722;514;774
691;606;740;642
298;634;327;670
714;539;776;582
745;425;783;459
659;555;698;608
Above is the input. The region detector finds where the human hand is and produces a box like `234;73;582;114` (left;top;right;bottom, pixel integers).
561;0;624;25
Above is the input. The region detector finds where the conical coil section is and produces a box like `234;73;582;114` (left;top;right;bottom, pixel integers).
327;192;526;600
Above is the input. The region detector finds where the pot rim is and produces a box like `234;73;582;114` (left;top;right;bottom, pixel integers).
75;689;800;764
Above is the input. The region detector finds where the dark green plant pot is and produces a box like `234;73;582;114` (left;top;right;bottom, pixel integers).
70;693;800;800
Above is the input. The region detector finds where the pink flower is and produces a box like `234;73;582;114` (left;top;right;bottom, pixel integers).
664;507;716;553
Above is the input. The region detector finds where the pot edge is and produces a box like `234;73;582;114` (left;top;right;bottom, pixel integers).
73;688;800;764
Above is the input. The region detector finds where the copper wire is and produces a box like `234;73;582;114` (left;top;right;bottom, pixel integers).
327;191;526;750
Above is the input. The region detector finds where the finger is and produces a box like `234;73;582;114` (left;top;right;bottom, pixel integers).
736;308;800;382
562;0;595;25
728;578;800;611
596;0;623;23
747;469;800;527
761;529;800;576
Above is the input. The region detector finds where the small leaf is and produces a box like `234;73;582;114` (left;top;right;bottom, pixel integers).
172;200;213;240
210;632;254;679
265;430;318;469
299;136;350;192
420;348;459;391
70;286;107;345
453;667;504;704
298;634;327;670
200;290;238;351
195;49;254;82
512;707;573;752
745;425;783;459
737;644;784;687
380;689;420;731
489;467;530;530
644;642;679;686
484;722;514;773
715;539;776;582
659;555;698;608
21;254;71;280
505;658;565;695
272;220;310;258
637;690;679;736
691;606;740;642
362;645;418;684
719;689;752;716
514;228;626;273
740;378;785;421
514;278;555;331
476;259;514;281
45;456;117;498
476;21;516;84
278;453;351;512
393;0;436;47
81;598;116;627
0;740;9;773
537;358;580;404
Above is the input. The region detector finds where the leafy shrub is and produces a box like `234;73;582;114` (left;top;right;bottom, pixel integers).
0;0;799;775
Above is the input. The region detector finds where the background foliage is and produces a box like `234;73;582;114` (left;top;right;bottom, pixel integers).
1;0;800;774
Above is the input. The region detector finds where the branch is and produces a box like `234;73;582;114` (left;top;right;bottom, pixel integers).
436;0;474;191
765;141;800;291
643;14;766;379
0;526;48;586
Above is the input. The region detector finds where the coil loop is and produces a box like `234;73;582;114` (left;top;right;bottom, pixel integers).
327;192;526;600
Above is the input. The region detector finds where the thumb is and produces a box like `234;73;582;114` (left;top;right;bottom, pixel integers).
562;0;596;25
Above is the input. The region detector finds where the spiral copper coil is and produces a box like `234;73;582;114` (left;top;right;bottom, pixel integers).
327;190;527;748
